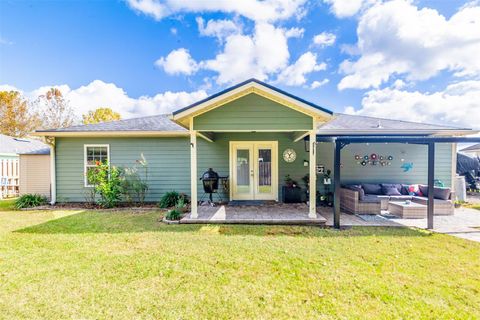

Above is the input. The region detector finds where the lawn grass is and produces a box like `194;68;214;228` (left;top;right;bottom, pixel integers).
1;209;479;319
0;198;16;211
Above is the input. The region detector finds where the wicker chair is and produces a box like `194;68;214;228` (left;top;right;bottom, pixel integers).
340;188;381;214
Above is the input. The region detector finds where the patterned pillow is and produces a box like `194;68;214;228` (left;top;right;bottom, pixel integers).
405;184;422;196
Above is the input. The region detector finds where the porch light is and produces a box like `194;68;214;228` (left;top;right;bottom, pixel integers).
304;139;309;152
303;160;309;167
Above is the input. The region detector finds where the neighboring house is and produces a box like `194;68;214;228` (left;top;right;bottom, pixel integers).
0;134;51;198
35;79;475;217
460;143;480;158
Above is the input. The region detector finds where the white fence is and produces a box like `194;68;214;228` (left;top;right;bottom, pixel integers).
1;159;19;199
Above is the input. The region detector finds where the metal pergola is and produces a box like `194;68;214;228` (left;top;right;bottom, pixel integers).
315;136;480;229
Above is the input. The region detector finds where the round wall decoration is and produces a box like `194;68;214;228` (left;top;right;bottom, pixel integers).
283;148;297;163
361;160;367;166
370;153;378;160
388;155;394;160
355;155;361;160
363;155;369;160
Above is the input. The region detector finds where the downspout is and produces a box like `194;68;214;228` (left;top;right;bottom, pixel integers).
44;137;56;205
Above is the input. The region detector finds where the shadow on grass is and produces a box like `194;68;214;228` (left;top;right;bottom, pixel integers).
15;210;432;238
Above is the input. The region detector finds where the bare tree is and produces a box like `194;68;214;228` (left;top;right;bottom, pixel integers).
34;88;75;129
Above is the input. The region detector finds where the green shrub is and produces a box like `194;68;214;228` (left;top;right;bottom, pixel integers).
14;194;47;209
158;191;181;208
94;161;123;208
175;197;187;213
165;208;182;220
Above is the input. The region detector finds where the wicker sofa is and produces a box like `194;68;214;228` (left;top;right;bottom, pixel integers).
340;184;454;216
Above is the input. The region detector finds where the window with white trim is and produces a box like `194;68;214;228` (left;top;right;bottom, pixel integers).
84;145;109;187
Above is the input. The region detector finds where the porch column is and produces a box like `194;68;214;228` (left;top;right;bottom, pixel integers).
190;125;198;218
309;130;317;218
333;140;342;229
427;142;435;229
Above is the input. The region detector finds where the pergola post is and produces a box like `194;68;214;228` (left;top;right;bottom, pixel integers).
190;119;198;218
308;130;317;218
333;139;342;229
427;142;435;229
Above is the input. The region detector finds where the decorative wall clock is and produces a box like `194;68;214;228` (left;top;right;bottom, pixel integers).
283;148;297;163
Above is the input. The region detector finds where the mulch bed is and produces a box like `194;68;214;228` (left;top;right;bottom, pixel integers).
22;202;162;211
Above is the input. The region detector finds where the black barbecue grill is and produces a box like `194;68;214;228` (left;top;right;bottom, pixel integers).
200;168;226;205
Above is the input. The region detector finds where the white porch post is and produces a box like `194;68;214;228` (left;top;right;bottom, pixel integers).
190;119;198;218
49;137;56;205
309;130;317;218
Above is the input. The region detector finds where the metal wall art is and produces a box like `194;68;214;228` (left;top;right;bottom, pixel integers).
355;153;393;167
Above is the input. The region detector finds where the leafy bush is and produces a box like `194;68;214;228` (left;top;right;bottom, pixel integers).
94;161;123;208
122;154;149;204
165;208;182;220
122;167;148;203
175;197;188;213
14;194;47;209
158;191;181;208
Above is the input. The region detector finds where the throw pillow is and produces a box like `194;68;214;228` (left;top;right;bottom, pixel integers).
382;186;402;196
434;187;451;200
419;185;429;197
362;183;383;195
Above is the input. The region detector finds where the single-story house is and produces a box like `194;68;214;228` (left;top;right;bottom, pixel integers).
34;79;476;220
460;143;480;158
0;134;51;199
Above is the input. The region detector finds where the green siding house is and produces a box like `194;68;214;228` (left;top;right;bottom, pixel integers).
35;79;474;218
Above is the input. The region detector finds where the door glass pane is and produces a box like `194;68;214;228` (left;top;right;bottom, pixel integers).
258;149;272;193
236;149;250;193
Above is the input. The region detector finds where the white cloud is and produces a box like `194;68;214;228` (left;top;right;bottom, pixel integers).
313;32;336;47
310;78;330;89
285;27;304;38
126;0;167;20
203;23;292;84
338;0;480;90
323;0;369;18
196;17;241;41
276;52;326;86
155;48;198;75
345;80;480;129
0;84;21;92
126;0;307;22
1;80;207;119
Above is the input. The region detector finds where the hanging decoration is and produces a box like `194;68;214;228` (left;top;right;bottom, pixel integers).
354;153;395;167
401;162;414;172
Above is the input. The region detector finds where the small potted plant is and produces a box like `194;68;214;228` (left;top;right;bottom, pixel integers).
283;174;302;203
284;174;298;188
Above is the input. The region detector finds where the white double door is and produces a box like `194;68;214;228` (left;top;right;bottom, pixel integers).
230;141;278;201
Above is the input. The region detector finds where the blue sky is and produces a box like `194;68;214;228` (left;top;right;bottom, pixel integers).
1;0;479;128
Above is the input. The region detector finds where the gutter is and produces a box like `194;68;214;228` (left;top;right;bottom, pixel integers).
43;137;56;205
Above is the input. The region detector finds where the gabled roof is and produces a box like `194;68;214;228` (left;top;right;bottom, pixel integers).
0;134;50;155
171;79;333;126
317;114;473;136
460;143;480;152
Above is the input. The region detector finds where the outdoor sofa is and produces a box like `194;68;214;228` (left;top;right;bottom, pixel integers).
340;183;454;215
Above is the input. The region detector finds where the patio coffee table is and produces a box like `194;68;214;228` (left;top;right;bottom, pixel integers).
388;201;427;219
